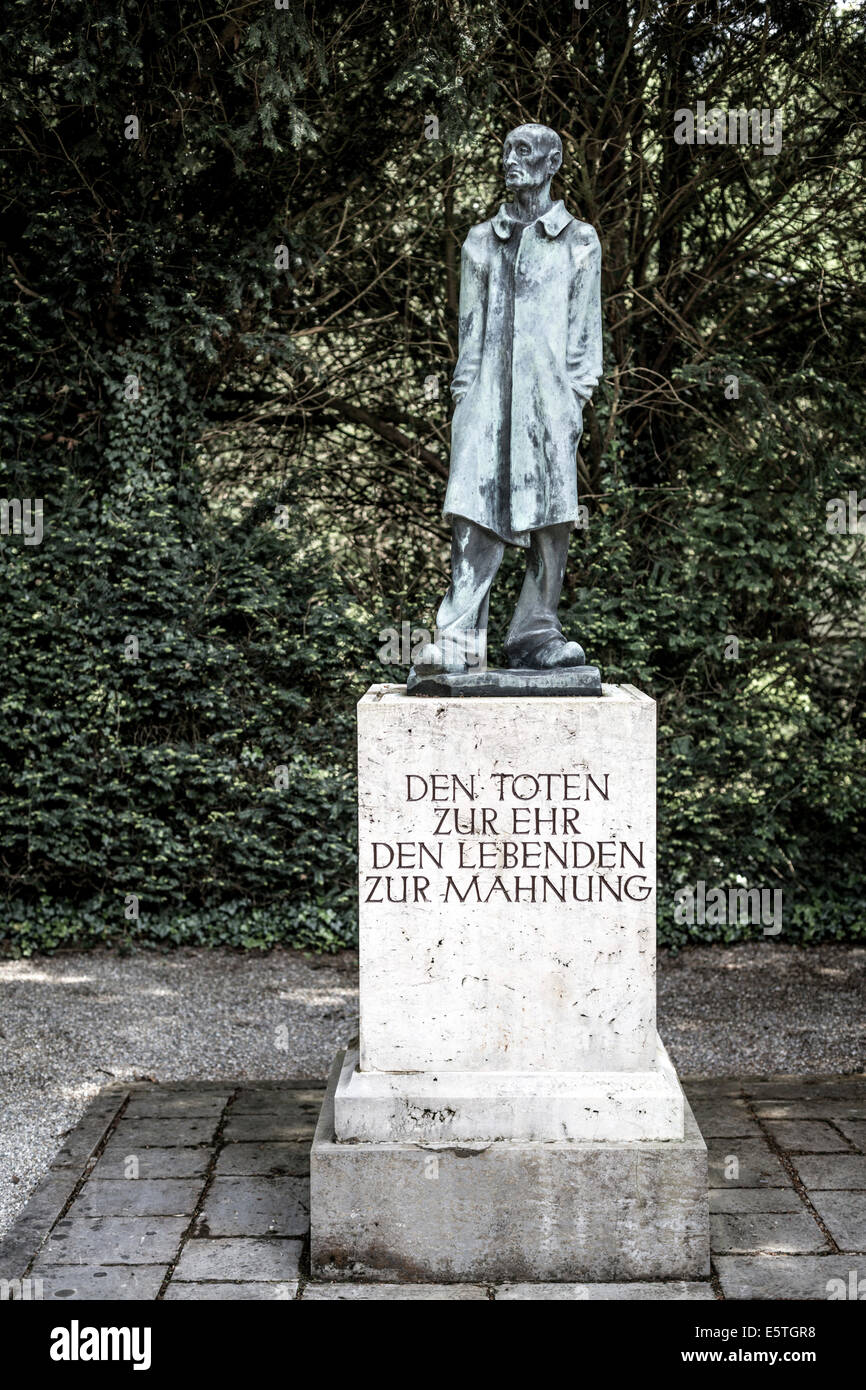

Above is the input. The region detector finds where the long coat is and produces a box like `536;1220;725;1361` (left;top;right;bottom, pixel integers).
444;200;603;548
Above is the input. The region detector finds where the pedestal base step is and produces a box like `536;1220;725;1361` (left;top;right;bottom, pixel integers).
311;1053;710;1284
334;1038;684;1143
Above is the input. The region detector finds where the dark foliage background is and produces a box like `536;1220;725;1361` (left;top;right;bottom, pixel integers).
1;0;864;953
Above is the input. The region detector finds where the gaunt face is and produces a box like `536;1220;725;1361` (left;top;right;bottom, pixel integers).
502;126;560;192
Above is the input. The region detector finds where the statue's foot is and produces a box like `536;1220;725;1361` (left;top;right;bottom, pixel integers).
411;642;470;676
511;638;586;670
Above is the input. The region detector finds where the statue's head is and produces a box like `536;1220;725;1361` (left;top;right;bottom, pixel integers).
502;124;563;194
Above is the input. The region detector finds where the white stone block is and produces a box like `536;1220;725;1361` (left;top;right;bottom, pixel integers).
357;683;657;1077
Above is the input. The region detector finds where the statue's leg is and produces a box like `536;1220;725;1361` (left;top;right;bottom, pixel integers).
414;517;504;673
504;522;585;670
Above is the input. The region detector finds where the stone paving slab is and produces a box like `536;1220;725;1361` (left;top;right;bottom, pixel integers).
715;1256;866;1301
123;1093;231;1120
761;1120;853;1152
231;1091;323;1114
165;1281;298;1300
687;1104;762;1138
807;1191;866;1251
0;1074;863;1301
707;1138;788;1188
0;1171;86;1282
709;1188;804;1213
493;1281;716;1300
194;1177;308;1237
153;1081;271;1092
35;1216;188;1268
92;1145;212;1180
683;1079;745;1098
173;1237;303;1282
69;1179;202;1219
301;1283;489;1300
214;1142;311;1176
710;1212;829;1255
790;1155;866;1190
13;1265;169;1301
222;1114;316;1143
754;1100;866;1121
108;1116;221;1148
740;1079;866;1100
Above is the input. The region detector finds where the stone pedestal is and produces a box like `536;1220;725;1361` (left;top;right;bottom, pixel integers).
310;683;709;1282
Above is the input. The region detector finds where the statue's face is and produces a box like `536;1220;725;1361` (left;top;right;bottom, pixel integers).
503;126;560;192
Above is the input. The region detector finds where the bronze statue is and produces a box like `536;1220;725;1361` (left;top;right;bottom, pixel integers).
413;124;603;686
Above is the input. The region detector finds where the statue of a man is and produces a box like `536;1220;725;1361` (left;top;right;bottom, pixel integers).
416;123;602;675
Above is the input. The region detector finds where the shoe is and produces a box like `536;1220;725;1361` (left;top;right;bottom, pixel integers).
411;642;470;676
511;638;586;670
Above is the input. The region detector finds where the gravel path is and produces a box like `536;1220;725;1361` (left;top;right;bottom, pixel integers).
0;941;863;1237
658;942;865;1076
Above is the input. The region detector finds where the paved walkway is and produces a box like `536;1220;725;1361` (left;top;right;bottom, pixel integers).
3;943;862;1240
1;1075;863;1300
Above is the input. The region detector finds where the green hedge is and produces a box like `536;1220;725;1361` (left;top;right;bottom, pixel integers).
3;415;863;955
1;357;381;954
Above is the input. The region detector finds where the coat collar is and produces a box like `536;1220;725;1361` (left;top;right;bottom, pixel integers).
491;199;574;240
